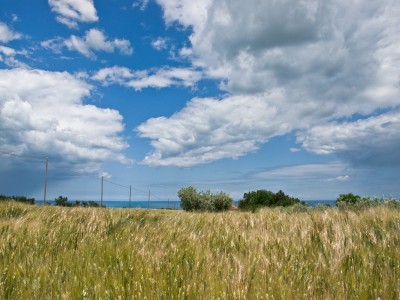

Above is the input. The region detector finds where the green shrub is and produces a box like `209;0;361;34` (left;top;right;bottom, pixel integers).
238;189;304;211
336;193;362;205
336;194;400;211
178;186;232;212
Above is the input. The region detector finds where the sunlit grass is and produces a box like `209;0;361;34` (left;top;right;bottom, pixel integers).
0;201;399;299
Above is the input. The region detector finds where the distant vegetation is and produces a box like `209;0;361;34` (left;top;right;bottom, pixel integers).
336;193;400;209
178;186;232;212
0;201;399;299
54;195;105;208
238;189;305;211
0;194;35;205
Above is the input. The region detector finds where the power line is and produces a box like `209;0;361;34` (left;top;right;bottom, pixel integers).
1;149;170;207
103;179;130;189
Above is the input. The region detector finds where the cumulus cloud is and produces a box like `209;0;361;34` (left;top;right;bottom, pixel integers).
137;91;297;167
92;66;202;90
42;29;133;59
0;68;129;174
298;111;400;167
0;22;22;43
136;0;400;167
48;0;98;28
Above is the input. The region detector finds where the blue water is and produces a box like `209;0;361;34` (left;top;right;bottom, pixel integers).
36;199;336;209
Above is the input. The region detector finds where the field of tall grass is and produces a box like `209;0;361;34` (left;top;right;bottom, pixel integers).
0;201;399;299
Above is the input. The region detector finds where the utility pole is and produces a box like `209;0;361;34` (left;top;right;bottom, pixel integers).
129;185;132;208
43;158;48;206
148;190;150;209
101;176;104;206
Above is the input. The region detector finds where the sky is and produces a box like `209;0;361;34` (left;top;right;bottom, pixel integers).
0;0;399;202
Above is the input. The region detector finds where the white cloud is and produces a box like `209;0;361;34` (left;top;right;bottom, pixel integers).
42;29;133;59
255;162;350;181
151;38;168;51
289;148;301;153
0;45;16;56
0;68;129;173
92;66;202;90
335;175;350;181
0;22;22;43
139;0;400;167
133;0;150;11
137;91;296;167
298;111;400;167
0;45;29;68
48;0;98;28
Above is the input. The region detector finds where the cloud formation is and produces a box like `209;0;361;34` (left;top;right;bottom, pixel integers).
0;68;129;173
48;0;98;28
0;22;22;43
298;111;400;167
151;38;168;51
137;91;295;167
255;162;350;182
137;0;400;167
42;29;133;59
0;46;29;68
93;66;202;90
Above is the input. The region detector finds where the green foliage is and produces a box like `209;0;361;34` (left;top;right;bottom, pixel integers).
178;186;232;212
54;195;69;206
0;194;35;205
74;200;105;208
336;193;400;211
336;193;362;205
238;189;304;211
54;196;105;208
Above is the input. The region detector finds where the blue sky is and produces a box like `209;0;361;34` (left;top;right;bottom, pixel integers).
1;0;399;201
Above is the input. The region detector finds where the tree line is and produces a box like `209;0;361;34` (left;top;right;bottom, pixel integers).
177;187;400;212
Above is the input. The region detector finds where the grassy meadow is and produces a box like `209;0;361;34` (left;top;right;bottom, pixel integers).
0;201;399;299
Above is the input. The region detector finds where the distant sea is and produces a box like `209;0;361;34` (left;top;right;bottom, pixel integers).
36;200;336;209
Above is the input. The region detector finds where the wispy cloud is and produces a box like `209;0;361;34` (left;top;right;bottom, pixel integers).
0;22;22;43
151;37;168;51
92;66;202;90
41;29;133;59
48;0;98;28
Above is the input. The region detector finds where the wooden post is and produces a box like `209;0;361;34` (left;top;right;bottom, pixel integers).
129;185;132;208
43;158;48;206
101;176;104;206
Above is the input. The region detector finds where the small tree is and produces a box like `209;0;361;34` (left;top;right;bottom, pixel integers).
336;193;362;205
213;192;233;211
54;195;69;206
178;186;232;212
238;189;303;211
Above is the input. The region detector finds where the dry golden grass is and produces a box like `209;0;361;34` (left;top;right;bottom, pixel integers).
0;201;399;299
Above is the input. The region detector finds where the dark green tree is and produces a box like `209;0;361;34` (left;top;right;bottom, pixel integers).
54;195;69;206
238;189;304;211
336;193;362;205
